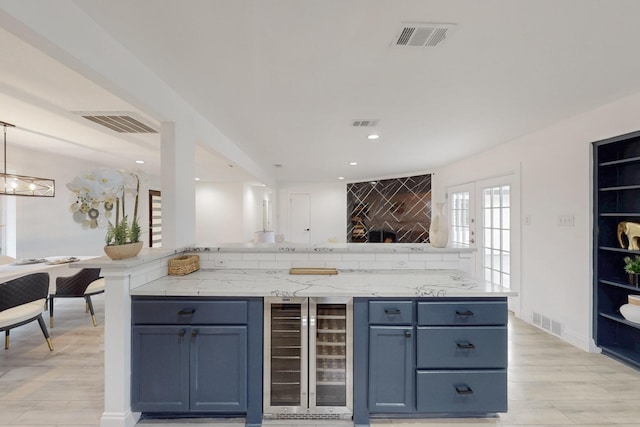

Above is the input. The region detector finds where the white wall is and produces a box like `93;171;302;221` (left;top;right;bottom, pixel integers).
195;182;244;244
10;146;152;258
195;182;274;244
278;182;347;243
433;91;640;352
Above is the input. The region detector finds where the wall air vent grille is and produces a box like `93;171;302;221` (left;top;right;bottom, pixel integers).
79;113;158;133
392;22;456;47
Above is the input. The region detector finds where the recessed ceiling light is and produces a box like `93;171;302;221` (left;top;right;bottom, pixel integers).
195;177;200;181
367;134;380;140
338;176;345;180
135;160;145;164
349;162;358;166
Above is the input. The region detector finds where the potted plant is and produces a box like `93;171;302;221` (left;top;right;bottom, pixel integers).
67;168;144;260
623;255;640;287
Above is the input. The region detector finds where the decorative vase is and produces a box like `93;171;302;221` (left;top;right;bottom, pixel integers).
629;273;640;288
103;241;143;260
429;202;449;248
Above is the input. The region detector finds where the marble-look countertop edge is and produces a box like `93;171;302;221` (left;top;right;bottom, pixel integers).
130;269;516;298
188;243;475;254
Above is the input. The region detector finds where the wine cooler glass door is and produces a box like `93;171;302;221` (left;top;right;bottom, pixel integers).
309;298;353;415
265;298;308;413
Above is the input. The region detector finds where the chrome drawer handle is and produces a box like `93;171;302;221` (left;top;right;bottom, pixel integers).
455;310;474;316
456;342;475;349
455;385;474;395
384;308;401;315
178;309;196;316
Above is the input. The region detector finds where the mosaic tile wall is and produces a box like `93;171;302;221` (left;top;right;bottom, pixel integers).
347;174;432;243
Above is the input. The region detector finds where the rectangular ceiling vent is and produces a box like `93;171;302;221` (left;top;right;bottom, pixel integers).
352;119;378;127
392;22;456;48
77;112;158;133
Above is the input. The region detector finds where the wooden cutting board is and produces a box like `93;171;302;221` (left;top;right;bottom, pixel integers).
289;267;338;275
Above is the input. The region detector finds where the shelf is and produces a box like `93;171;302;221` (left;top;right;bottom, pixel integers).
599;311;640;329
600;156;640;167
600;184;640;191
600;213;640;217
600;345;640;369
600;279;640;291
317;354;346;360
598;246;639;254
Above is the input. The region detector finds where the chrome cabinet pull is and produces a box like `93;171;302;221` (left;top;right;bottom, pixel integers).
178;309;196;316
384;308;401;315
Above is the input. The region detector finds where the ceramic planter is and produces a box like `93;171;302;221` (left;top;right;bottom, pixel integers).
104;241;143;260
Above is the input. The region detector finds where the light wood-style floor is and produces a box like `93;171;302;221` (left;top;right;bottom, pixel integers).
2;295;640;426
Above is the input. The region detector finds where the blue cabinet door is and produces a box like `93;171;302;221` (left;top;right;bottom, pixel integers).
368;326;414;413
131;325;190;412
190;326;248;412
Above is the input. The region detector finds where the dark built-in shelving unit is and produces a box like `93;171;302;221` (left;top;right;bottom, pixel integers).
593;130;640;369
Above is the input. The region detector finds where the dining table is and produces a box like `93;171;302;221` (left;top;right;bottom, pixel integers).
0;256;98;294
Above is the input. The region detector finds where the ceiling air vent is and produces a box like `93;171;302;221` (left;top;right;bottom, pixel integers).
76;112;158;133
392;22;456;48
352;119;378;127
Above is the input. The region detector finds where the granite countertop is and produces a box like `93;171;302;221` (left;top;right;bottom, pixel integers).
130;269;515;298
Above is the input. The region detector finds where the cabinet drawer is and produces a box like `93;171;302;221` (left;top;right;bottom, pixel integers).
417;301;507;326
132;299;248;325
416;326;507;369
416;370;507;413
369;301;413;324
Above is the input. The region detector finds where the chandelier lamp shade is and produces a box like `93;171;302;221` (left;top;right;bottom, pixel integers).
0;120;55;197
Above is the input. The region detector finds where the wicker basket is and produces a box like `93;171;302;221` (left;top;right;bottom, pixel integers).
168;255;200;276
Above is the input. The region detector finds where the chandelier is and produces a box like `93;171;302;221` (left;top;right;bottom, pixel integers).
0;120;55;197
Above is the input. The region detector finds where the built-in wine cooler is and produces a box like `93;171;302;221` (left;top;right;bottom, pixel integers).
264;297;353;420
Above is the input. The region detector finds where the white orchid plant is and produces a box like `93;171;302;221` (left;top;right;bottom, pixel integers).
67;168;144;246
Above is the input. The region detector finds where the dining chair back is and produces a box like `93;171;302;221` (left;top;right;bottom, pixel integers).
0;272;53;351
49;268;103;327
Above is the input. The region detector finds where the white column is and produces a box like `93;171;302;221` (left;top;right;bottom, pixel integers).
161;121;196;248
100;271;139;427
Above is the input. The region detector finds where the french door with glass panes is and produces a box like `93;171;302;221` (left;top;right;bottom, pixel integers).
447;174;520;314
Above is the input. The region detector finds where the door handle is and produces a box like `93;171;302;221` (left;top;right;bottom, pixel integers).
404;330;412;337
178;309;196;316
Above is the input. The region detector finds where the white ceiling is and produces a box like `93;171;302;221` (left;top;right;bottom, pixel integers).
2;0;640;185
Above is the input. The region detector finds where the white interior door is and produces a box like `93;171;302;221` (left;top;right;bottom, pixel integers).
290;193;311;243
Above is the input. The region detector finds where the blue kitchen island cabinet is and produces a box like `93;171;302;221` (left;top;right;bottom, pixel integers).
354;297;508;427
131;297;263;426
